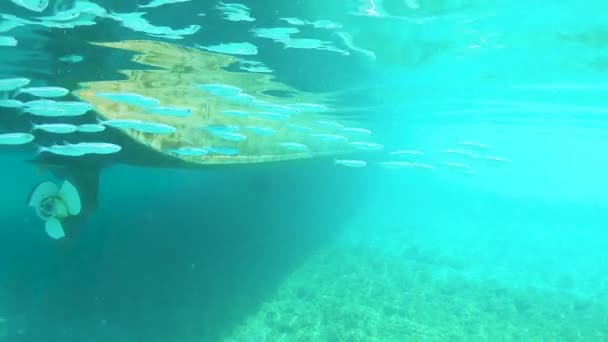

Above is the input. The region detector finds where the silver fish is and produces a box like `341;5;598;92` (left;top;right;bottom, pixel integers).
96;93;160;107
0;132;34;145
53;101;93;116
58;55;84;63
38;144;85;156
341;127;372;135
483;156;510;165
440;149;476;157
334;159;367;168
411;162;435;170
287;124;313;133
253;102;298;115
204;125;240;133
440;162;472;170
245;126;276;136
77;124;106;133
67;142;122;155
253;112;290;121
32;123;78;134
39;142;122;156
17;86;70;98
195;84;243;97
146;105;192;117
379;161;414;169
24;99;55;107
457;141;491;150
101;119;176;134
209;131;247;142
0;99;23;108
0;77;30;91
311;133;348;143
290;103;328;112
205;146;240;155
350;141;384;152
25;106;66;117
166;146;209;156
278;142;309;151
389;149;423;156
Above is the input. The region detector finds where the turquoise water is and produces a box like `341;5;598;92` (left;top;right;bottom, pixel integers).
1;0;608;341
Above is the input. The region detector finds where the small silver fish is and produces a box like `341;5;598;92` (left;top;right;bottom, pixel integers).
204;124;240;133
32;123;78;134
290;103;327;112
17;86;70;98
287;124;313;133
411;162;435;170
253;102;297;115
0;99;23;108
0;132;34;145
58;54;84;63
209;131;247;142
166;146;209;156
25;101;90;117
38;144;85;156
389;149;424;156
77;124;106;133
483;156;510;165
334;159;367;168
350;141;384;152
253;112;290;121
68;142;122;155
96;93;160;107
146;105;192;117
195;84;243;97
205;146;240;155
25;99;55;107
440;162;472;170
101;119;176;134
53;101;93;116
457;141;491;149
278;142;309;151
342;127;372;135
440;149;476;157
311;133;348;143
25;106;66;117
0;77;30;91
379;161;414;169
245;126;275;136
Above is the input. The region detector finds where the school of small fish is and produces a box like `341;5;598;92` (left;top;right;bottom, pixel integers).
0;0;510;176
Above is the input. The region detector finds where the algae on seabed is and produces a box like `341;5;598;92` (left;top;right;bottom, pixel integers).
225;243;608;342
